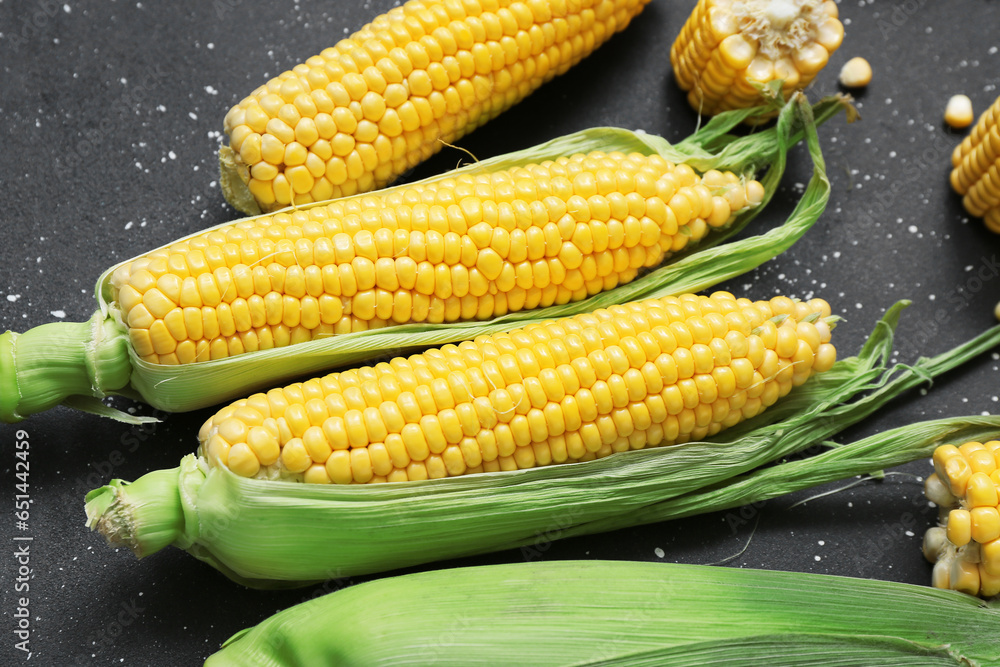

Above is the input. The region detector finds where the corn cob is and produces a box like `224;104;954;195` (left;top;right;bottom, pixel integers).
204;561;1000;666
923;440;1000;598
198;291;835;484
670;0;843;116
950;95;1000;233
84;305;1000;585
116;154;762;367
0;96;848;422
220;0;651;215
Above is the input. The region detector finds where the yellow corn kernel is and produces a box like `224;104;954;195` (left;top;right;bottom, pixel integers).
966;471;999;508
220;0;653;214
670;0;843;117
945;94;974;130
947;508;972;547
837;57;871;89
114;152;765;366
971;507;1000;544
197;291;835;482
950;558;981;596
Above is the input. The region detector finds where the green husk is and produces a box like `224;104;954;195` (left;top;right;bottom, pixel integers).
204;560;1000;666
85;304;1000;587
2;94;848;422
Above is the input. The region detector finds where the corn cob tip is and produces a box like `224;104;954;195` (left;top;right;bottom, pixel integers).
85;464;191;559
218;145;262;217
0;314;132;423
671;0;843;117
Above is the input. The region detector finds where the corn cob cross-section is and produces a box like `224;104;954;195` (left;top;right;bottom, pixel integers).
950;95;1000;233
220;0;651;215
197;291;836;484
113;152;763;366
670;0;843;116
923;440;1000;598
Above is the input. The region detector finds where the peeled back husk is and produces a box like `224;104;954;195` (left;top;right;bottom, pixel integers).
84;303;1000;587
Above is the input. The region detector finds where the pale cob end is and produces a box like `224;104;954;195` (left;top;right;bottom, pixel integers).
195;291;837;485
0;313;132;423
670;0;843;117
111;150;764;367
949;94;1000;233
218;145;262;217
922;440;1000;598
220;0;652;214
85;463;192;558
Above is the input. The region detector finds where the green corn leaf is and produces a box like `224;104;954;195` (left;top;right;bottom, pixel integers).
203;560;1000;666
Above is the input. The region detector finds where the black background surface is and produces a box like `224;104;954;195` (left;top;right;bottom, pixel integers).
2;0;1000;664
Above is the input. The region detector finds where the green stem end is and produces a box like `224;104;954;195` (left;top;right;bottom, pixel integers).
85;466;187;558
0;312;132;423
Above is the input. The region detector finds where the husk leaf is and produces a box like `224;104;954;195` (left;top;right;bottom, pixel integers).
203;560;1000;666
85;304;1000;586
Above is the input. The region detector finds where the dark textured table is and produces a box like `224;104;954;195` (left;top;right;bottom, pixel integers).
2;1;999;664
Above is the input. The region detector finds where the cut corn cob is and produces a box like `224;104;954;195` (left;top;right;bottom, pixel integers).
198;291;835;483
84;305;1000;584
1;96;849;422
950;95;1000;233
923;440;1000;598
115;154;763;366
670;0;843;116
204;561;1000;666
220;0;651;215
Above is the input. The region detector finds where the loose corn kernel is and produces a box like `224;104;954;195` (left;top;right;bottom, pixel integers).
111;153;764;365
198;292;835;483
220;0;652;214
837;57;871;89
670;0;843;117
944;94;974;130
